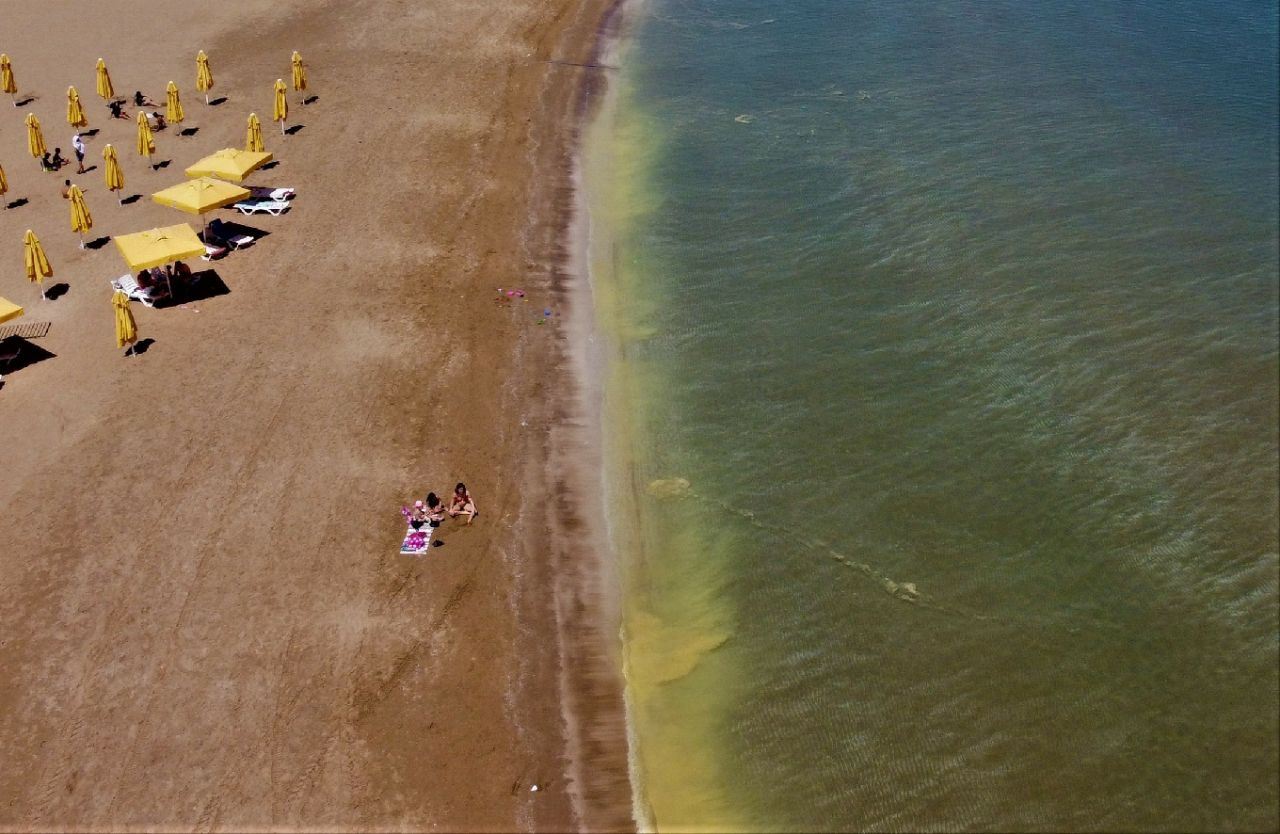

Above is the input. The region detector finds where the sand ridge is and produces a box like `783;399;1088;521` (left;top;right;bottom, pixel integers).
0;0;629;830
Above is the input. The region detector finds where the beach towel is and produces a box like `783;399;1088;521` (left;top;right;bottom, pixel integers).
400;524;433;555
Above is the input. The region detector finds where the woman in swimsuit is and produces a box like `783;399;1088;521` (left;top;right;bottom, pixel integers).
447;483;477;524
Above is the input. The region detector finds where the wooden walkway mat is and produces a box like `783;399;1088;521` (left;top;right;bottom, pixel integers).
0;321;51;340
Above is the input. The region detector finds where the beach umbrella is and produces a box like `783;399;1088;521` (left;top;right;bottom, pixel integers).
246;112;265;153
291;51;307;92
186;148;271;182
196;50;213;104
0;163;8;209
0;296;23;325
96;58;114;100
67;86;88;129
103;144;125;204
25;113;46;164
152;176;249;237
136;110;155;162
272;79;287;135
113;290;138;354
68;185;93;248
115;224;206;270
23;230;52;298
1;54;16;104
165;81;184;125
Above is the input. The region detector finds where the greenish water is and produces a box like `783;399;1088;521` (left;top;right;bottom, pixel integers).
589;1;1280;830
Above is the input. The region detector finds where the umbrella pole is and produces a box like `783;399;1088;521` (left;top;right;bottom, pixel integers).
78;232;85;250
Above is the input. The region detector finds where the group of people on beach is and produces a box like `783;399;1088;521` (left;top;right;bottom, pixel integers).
407;483;477;530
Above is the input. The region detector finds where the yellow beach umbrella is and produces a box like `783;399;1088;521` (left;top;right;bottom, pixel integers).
0;163;8;208
23;229;52;297
196;50;214;104
246;112;265;153
114;223;205;272
136;110;155;161
0;296;23;325
153;176;249;215
103;144;125;203
67;86;88;128
165;81;184;125
113;290;138;352
69;184;93;247
1;54;16;103
26;113;46;163
186;148;272;182
272;79;287;135
291;51;307;92
96;58;114;100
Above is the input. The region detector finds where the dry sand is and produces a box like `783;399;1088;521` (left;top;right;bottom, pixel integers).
0;0;631;830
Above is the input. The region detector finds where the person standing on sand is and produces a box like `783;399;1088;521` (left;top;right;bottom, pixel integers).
447;482;477;525
72;132;86;174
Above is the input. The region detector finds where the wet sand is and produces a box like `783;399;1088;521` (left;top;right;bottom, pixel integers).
0;0;631;830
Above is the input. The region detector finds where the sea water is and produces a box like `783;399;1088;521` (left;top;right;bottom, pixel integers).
586;1;1280;830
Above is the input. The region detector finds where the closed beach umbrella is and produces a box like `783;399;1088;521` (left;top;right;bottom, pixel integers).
25;113;46;163
136;110;155;161
165;81;185;125
246;113;265;153
1;54;16;103
273;79;287;134
23;229;52;297
0;163;8;208
103;144;125;203
67;86;88;128
113;290;138;353
96;58;114;100
69;185;93;247
291;51;307;92
196;50;213;104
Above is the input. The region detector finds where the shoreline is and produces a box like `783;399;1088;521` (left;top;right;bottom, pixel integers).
0;0;636;829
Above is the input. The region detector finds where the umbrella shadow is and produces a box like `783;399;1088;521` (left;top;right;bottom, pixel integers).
151;159;171;171
260;160;280;171
43;283;70;301
5;198;28;209
15;96;35;106
0;336;56;377
156;269;229;307
284;124;305;136
179;126;199;137
120;194;142;205
131;337;155;355
209;96;228;107
83;128;100;138
303;95;319;105
86;235;112;250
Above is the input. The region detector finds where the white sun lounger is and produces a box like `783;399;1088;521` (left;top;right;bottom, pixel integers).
232;200;290;217
249;186;296;201
110;273;160;308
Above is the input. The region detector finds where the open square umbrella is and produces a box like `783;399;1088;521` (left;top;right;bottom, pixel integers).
185;148;272;182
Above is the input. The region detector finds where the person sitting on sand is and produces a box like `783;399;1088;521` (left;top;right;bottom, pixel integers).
50;148;66;170
447;483;477;524
133;90;157;107
60;179;72;199
108;99;129;120
408;500;431;530
41;152;55;172
424;492;446;526
146;111;166;130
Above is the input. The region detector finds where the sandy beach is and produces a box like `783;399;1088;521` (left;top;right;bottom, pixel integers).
0;0;631;830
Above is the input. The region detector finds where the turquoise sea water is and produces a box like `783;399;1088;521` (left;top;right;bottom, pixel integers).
591;1;1280;830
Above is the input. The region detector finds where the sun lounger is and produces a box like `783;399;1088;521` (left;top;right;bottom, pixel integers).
249;186;296;201
110;273;160;308
232;199;290;217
